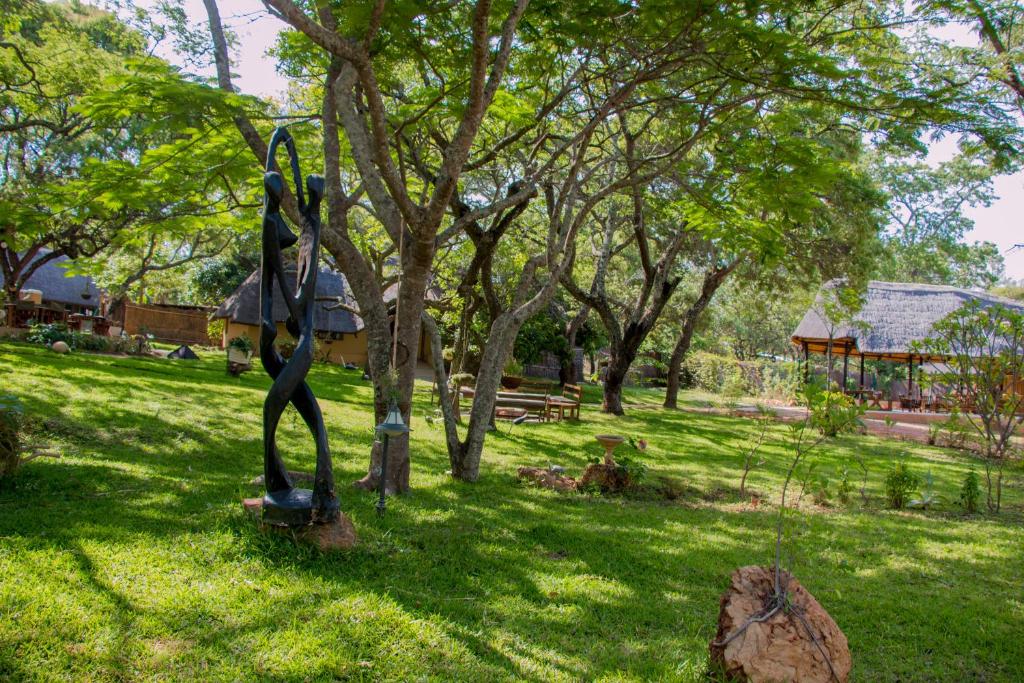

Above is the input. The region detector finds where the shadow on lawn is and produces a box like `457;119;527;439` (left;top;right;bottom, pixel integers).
2;342;1023;680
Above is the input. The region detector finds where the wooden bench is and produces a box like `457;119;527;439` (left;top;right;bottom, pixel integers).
546;383;582;421
460;387;550;422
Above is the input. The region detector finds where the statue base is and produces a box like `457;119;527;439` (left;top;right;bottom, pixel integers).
262;488;315;526
243;495;356;550
261;488;341;527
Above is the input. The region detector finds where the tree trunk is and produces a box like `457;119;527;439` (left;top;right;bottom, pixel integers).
559;306;589;385
663;261;739;408
450;312;520;480
602;350;635;415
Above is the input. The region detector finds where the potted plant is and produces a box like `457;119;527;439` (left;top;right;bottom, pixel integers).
227;334;253;364
501;358;524;390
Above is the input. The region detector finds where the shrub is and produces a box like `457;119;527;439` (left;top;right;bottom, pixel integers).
959;469;981;513
884;461;920;509
227;334;253;354
26;323;110;352
683;351;742;393
111;335;151;356
836;467;853;504
26;322;72;347
810;391;862;437
908;469;943;510
615;455;647;485
207;318;225;346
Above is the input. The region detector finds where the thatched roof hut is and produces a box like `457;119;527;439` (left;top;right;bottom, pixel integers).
792;280;1024;361
213;266;363;335
1;250;100;306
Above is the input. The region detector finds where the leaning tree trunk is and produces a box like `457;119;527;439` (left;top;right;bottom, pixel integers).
664;308;702;409
664;260;738;408
450;312;521;480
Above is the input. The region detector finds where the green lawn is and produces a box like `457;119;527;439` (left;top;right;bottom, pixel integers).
1;340;1022;682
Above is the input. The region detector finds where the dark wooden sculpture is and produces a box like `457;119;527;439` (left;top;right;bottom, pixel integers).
259;127;338;526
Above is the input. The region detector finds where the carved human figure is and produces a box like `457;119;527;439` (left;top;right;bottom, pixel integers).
259;127;338;525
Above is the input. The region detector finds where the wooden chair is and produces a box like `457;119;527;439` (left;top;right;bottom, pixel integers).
546;384;582;421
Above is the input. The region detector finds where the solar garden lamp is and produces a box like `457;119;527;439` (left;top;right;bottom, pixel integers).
375;401;409;517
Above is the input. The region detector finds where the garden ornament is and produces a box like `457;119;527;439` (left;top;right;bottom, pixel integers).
259;126;338;526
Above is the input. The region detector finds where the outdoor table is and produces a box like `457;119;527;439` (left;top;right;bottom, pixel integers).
68;314;108;334
849;389;885;410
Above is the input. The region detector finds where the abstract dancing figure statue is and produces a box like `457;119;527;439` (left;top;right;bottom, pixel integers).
259;127;339;526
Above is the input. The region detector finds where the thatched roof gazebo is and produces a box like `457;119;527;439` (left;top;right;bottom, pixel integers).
792;280;1024;400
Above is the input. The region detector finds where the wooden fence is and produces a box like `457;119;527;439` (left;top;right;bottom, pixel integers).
123;303;212;345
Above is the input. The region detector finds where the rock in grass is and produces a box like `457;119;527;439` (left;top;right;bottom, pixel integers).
517;466;577;492
51;341;69;354
710;566;851;683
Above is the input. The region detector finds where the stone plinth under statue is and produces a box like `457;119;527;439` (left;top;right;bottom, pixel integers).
243;497;356;551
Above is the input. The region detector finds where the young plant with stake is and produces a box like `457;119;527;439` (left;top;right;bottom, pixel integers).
715;381;862;666
738;404;775;496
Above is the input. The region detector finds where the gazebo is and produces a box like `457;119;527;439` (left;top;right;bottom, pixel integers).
791;280;1024;408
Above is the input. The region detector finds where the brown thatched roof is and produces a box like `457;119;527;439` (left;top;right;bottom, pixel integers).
792;280;1024;360
213;267;363;334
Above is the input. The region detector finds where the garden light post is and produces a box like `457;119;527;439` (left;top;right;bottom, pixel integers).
375;401;409;517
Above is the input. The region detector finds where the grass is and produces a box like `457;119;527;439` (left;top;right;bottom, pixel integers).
0;339;1022;681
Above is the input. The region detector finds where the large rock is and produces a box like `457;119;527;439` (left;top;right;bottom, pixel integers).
710;566;851;683
51;341;69;354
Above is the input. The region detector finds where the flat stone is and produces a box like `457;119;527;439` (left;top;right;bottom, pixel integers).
517;466;577;492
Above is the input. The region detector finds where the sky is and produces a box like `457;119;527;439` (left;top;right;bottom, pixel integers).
135;0;1024;281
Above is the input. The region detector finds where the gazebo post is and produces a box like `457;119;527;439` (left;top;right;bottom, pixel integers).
907;355;914;394
842;350;849;394
802;342;809;384
859;354;865;390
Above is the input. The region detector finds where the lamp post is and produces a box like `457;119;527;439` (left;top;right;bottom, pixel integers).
375;401;409;516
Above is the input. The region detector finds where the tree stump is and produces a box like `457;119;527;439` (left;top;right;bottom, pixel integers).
711;566;851;683
578;462;634;493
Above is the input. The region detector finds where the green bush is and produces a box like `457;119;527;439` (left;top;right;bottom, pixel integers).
959;469;981;513
26;323;110;352
111;335;151;356
26;323;73;347
681;353;800;401
227;334;253;354
885;461;920;509
207;318;225;346
683;351;742;393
